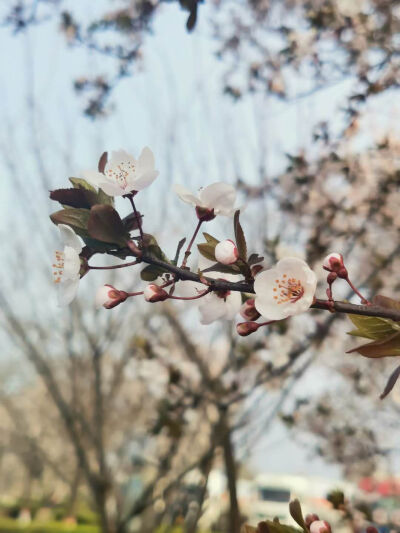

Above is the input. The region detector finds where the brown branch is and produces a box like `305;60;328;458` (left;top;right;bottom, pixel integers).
137;252;400;321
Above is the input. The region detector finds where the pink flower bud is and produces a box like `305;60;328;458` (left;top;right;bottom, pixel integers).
236;321;259;336
95;285;128;309
305;514;320;527
144;284;169;303
215;239;239;265
240;299;261;321
309;520;331;533
323;253;344;273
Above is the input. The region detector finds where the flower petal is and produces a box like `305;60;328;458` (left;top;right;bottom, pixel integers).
63;246;81;280
107;149;136;169
81;169;104;189
138;146;155;169
199;294;227;324
57;278;79;307
173;184;201;206
132;169;159;191
95;285;112;308
97;181;125;197
224;291;242;319
199;182;236;214
59;224;82;253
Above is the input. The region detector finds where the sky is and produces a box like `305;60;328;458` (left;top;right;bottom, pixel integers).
0;0;390;482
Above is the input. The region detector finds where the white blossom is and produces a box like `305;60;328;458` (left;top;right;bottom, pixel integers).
53;224;82;306
254;257;317;320
83;147;158;197
177;257;242;324
173;182;237;216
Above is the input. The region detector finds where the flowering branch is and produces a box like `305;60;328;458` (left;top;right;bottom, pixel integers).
49;147;400;391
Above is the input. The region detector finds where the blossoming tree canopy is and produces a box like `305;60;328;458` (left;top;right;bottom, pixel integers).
49;147;400;397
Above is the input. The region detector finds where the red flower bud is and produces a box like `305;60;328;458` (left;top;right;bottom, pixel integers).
240;299;261;321
195;206;216;221
144;284;169;303
95;285;128;309
236;321;259;336
305;514;320;527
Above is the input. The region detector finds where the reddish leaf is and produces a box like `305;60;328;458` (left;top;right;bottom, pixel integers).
87;205;128;247
347;331;400;358
50;188;98;209
380;364;400;399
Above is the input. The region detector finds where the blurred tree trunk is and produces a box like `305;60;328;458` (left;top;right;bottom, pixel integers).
221;415;240;533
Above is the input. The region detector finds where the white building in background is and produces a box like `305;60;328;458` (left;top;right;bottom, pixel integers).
199;470;356;530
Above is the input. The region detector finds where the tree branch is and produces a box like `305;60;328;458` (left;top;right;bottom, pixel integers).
136;252;400;321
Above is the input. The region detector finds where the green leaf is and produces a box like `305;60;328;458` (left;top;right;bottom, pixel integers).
347;314;399;340
203;232;220;246
234;210;247;261
197;243;217;262
87;205;128;247
201;262;241;275
347;331;400;358
289;500;307;531
50;208;90;238
81;237;122;253
140;265;168;281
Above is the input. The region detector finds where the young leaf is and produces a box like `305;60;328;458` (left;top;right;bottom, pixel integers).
203;232;220;246
347;331;400;358
140;265;168;281
50;188;99;209
380;363;400;399
201;262;241;275
347;314;399;340
248;253;264;266
172;238;186;265
197;243;217;262
234;210;247;260
50;208;91;238
288;500;307;531
122;212;143;232
87;205;128;247
69;177;114;206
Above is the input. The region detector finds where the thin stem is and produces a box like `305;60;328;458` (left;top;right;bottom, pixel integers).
345;276;370;304
128;195;144;242
258;320;276;328
168;288;211;301
126;290;144;297
88;260;139;271
181;220;203;268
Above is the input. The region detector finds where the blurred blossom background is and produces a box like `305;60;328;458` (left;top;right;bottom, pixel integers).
1;1;400;532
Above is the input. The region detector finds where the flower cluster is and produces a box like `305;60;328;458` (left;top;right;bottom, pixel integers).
50;146;377;341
